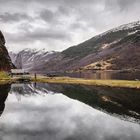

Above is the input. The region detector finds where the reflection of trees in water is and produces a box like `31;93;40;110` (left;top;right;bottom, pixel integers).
0;84;11;117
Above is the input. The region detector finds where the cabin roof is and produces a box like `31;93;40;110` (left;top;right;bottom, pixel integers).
11;69;28;73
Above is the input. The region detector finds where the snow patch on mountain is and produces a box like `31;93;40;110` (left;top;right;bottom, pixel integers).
9;48;61;72
98;21;140;38
110;21;140;32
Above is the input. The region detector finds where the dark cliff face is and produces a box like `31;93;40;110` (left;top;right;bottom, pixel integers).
0;84;11;117
0;31;13;71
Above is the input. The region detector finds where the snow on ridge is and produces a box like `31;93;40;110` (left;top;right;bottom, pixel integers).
23;48;49;53
109;21;140;32
21;48;58;64
97;21;140;38
128;30;138;35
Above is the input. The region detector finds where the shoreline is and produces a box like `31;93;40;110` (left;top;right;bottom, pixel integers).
0;76;140;89
32;76;140;89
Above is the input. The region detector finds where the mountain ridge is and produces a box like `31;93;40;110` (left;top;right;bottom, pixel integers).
9;49;61;72
10;21;140;73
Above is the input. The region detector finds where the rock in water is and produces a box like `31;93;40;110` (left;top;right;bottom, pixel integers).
0;30;14;71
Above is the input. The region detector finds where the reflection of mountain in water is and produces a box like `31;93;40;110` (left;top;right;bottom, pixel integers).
55;84;140;122
10;83;58;96
0;84;11;116
10;83;140;123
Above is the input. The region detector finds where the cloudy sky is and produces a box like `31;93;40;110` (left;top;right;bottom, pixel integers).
0;0;140;52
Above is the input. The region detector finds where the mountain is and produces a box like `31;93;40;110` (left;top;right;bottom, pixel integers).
0;31;14;71
9;49;61;73
61;21;140;71
10;21;140;73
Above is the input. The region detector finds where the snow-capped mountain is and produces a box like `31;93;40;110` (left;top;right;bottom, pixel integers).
102;21;140;35
9;49;61;73
61;20;140;71
10;21;140;73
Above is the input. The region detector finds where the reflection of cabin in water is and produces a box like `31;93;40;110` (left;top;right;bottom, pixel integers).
11;69;30;80
11;84;25;101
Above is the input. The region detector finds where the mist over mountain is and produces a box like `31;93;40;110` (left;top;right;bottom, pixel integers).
10;21;140;73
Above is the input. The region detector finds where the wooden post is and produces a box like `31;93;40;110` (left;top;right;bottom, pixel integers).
34;73;37;80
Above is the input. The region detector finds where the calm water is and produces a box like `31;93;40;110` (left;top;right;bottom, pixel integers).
62;70;140;80
0;83;140;140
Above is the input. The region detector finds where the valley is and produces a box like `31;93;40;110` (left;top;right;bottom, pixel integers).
0;21;140;88
0;1;140;140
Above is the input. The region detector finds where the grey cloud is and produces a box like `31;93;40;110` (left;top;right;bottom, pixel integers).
27;29;71;40
0;12;32;23
0;0;140;8
5;28;71;43
58;6;70;16
117;0;140;8
40;9;55;22
105;0;140;11
70;22;87;30
0;0;140;52
39;7;72;24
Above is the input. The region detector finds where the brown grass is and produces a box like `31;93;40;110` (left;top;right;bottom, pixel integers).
32;76;140;89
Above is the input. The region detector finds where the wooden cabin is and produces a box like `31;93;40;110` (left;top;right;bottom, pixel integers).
11;69;31;81
11;69;29;76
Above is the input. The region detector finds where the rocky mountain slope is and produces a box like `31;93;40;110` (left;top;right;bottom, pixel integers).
10;21;140;73
9;49;61;73
0;31;14;71
61;21;140;71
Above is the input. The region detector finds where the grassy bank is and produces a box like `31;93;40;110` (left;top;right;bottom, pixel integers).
32;76;140;89
0;73;140;89
0;71;11;84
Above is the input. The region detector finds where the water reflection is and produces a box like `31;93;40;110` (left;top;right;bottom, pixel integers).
49;84;140;123
8;83;140;122
9;83;140;123
0;83;140;140
0;84;11;116
63;70;140;80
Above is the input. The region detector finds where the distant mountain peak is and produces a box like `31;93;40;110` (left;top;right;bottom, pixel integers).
9;48;61;72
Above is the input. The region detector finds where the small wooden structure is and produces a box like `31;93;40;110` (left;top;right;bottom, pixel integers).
11;69;29;76
11;69;31;81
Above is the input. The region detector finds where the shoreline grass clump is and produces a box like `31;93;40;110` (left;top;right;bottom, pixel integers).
0;71;11;84
0;71;10;79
